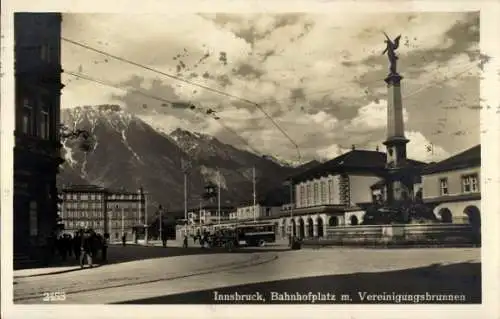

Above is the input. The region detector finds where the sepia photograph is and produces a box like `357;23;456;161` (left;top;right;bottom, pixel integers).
1;1;499;318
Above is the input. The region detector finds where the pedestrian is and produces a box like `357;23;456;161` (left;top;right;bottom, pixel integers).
121;234;126;247
80;228;93;268
66;234;73;258
161;231;167;248
73;231;81;261
183;235;188;248
90;230;98;259
102;233;109;262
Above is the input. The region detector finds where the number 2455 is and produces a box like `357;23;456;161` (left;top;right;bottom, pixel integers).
43;291;66;302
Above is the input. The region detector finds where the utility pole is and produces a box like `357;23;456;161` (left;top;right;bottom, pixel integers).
252;166;257;222
119;205;124;237
199;200;202;226
289;180;294;237
182;159;191;238
290;180;295;230
159;205;163;241
217;169;221;226
144;190;149;245
184;172;188;236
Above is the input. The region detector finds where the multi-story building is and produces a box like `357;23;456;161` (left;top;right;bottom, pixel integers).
59;185;147;241
13;13;64;260
106;188;146;241
175;205;234;238
59;185;107;234
422;145;481;225
233;202;282;221
196;205;233;225
287;147;424;238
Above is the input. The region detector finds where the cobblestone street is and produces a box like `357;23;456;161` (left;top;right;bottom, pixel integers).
13;245;480;304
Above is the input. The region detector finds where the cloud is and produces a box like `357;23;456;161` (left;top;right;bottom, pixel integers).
61;12;480;163
346;99;409;131
405;131;450;162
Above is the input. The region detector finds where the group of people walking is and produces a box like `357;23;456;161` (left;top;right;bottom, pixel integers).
50;228;110;268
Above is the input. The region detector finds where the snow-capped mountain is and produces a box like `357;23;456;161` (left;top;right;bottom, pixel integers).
58;105;309;216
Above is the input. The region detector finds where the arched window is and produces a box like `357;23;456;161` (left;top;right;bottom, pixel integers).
328;216;338;227
350;215;358;225
307;218;314;237
464;206;480;227
317;217;324;237
438;208;452;223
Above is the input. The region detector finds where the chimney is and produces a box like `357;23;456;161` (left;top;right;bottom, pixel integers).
351;144;356;150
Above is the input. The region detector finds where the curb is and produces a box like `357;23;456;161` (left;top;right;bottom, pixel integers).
14;265;104;279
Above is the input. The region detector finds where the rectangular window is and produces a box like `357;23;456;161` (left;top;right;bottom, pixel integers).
21;98;34;135
439;178;449;196
320;181;327;204
41;44;51;62
327;179;334;204
81;194;88;201
306;184;312;207
29;201;38;236
313;182;319;205
462;174;479;193
39;97;50;139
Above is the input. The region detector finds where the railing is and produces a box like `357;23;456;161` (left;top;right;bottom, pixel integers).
302;223;480;247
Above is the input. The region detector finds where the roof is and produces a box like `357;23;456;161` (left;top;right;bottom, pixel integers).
106;188;144;195
61;184;145;195
168;205;236;214
291;149;425;183
422;145;480;175
61;184;107;192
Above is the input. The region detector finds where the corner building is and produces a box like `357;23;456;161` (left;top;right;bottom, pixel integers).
60;185;146;241
13;13;64;261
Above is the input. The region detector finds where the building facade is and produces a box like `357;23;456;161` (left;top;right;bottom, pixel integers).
59;185;146;241
13;13;64;258
106;189;146;241
422;145;481;226
175;205;234;238
279;148;424;239
177;149;425;241
59;185;107;234
233;203;282;221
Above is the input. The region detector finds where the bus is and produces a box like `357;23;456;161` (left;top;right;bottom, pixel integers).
235;223;276;247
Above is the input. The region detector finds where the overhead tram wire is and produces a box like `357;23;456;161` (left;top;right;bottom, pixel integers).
63;37;478;163
255;59;478;106
62;37;302;163
402;63;477;100
61;26;476;108
64;70;261;155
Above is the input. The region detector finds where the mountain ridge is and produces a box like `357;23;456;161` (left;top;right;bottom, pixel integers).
58;105;318;217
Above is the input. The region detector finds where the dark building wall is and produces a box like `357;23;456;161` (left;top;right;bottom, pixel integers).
13;13;63;256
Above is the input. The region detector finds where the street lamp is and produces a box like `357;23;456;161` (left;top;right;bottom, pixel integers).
283;178;294;242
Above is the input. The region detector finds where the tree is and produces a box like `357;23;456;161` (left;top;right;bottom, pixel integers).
59;124;94;152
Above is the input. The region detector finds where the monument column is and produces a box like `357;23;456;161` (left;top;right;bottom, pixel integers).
381;33;410;205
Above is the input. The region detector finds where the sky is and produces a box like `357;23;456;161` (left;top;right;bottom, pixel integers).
60;12;480;165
